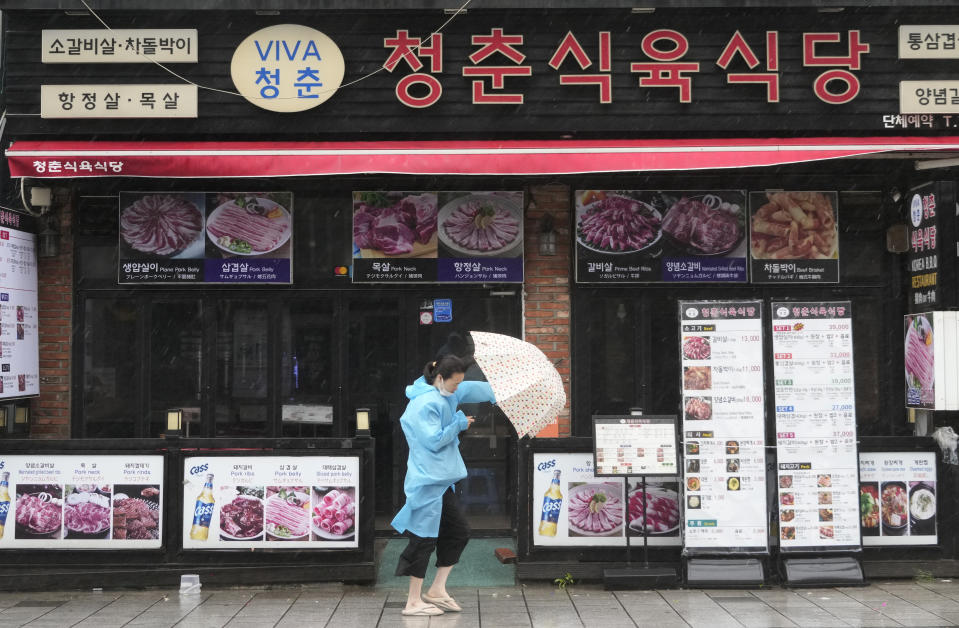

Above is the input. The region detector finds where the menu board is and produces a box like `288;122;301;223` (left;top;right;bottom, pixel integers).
772;301;860;551
749;191;839;283
859;452;937;546
0;455;164;549
0;211;39;398
119;192;293;284
182;456;359;549
678;301;768;553
593;416;678;477
352;191;524;283
531;453;681;547
575;190;748;283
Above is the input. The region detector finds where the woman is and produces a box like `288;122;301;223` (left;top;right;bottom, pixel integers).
392;354;495;616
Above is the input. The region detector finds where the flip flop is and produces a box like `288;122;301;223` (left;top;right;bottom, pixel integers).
422;594;462;612
401;604;444;616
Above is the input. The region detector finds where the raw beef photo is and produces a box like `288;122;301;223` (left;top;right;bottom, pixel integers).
682;336;711;360
567;483;625;536
15;484;63;538
353;192;438;257
219;487;264;540
577;194;662;253
684;396;712;421
64;484;111;538
440;196;521;254
120;194;203;257
661;195;743;255
112;484;161;540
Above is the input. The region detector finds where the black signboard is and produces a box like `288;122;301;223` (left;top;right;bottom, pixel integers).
906;181;957;312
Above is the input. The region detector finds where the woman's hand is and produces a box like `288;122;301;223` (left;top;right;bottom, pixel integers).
465;416;475;429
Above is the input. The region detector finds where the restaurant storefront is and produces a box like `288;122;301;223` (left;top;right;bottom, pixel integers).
1;0;959;588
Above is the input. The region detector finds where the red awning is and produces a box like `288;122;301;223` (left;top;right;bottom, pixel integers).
7;137;959;178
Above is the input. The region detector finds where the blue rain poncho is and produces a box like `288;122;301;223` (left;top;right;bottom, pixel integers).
391;376;495;538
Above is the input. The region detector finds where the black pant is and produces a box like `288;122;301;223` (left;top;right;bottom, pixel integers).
395;488;470;579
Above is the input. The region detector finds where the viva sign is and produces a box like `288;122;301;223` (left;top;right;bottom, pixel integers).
231;24;345;113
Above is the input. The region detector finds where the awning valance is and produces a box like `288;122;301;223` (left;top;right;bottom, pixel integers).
7;137;959;178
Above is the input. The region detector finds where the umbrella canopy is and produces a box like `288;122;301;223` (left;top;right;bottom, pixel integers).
469;331;567;438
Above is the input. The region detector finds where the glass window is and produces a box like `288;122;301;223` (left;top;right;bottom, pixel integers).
82;298;139;437
215;301;270;437
149;300;203;437
280;301;334;437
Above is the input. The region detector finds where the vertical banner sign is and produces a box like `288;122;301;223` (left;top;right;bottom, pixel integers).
906;181;957;312
0;455;164;549
859;452;937;546
749;191;840;283
182;456;360;549
0;211;39;398
772;302;860;551
575;190;748;284
531;453;681;547
119;192;293;284
352;191;524;283
678;301;768;553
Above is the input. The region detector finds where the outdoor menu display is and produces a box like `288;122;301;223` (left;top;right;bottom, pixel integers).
859;452;937;546
749;191;840;284
352;191;524;283
593;416;678;477
531;453;681;547
575;190;748;283
0;455;164;549
119;192;293;284
772;301;860;550
0;210;39;398
678;301;768;552
182;456;360;549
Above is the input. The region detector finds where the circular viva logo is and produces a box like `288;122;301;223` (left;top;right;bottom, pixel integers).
231;24;345;113
685;307;699;318
910;194;924;228
776;306;790;318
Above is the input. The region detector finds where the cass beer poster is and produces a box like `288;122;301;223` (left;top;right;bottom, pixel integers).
0;455;164;549
182;456;360;549
531;453;681;547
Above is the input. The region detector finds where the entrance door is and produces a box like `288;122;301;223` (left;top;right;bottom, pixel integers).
347;290;521;534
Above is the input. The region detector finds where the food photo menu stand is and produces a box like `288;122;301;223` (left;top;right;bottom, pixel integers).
592;415;679;589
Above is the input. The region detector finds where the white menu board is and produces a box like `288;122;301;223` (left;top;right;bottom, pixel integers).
772;301;860;550
182;456;359;549
859;452;937;546
0;454;164;549
678;301;768;553
531;453;681;547
0;212;39;399
593;416;678;476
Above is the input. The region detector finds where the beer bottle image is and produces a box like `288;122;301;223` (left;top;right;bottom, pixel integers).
538;470;563;536
0;472;10;540
189;473;215;541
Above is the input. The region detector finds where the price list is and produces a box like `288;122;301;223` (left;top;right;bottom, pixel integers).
0;210;39;399
678;301;768;553
772;301;860;550
593;416;677;477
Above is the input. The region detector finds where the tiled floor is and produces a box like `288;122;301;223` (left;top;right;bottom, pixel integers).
1;580;958;627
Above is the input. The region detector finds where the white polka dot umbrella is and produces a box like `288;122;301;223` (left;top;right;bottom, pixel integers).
470;331;566;438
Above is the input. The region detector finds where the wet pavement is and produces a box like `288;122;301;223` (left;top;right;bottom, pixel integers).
1;579;959;627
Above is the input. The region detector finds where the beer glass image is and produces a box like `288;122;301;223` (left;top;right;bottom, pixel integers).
14;484;62;539
189;474;215;541
566;480;625;537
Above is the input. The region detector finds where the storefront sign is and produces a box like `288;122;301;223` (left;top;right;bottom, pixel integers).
231;24;345;113
859;451;937;546
678;301;768;553
0;211;38;399
749;191;839;283
0;455;164;549
901;81;959;114
182;455;360;549
118;192;293;284
352;190;524;284
40;84;197;119
899;26;959;60
593;416;678;477
772;301;860;551
42;29;197;63
906;182;957;311
531;453;681;547
575;190;747;284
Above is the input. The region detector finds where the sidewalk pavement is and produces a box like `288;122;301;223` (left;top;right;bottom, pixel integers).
1;579;959;628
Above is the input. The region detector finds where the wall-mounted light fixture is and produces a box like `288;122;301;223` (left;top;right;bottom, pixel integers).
355;407;371;437
538;213;557;256
165;408;183;438
37;212;60;258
